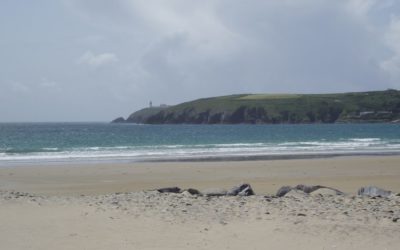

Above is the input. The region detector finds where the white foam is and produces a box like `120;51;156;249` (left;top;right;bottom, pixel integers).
42;148;59;151
2;138;400;165
349;138;381;142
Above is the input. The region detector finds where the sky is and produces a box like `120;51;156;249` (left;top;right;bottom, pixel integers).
1;0;400;122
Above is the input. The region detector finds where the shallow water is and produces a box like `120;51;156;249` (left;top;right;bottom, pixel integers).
1;123;400;165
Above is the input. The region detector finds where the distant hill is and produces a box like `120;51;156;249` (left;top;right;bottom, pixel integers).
113;89;400;124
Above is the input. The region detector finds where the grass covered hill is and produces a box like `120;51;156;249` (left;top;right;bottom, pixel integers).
114;89;400;124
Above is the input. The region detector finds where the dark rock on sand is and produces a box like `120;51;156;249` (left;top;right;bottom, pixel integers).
276;184;344;197
157;187;181;193
276;186;293;197
357;186;392;197
227;184;255;196
295;184;324;193
184;188;202;195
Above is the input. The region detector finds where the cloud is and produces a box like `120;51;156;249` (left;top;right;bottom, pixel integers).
39;78;59;88
68;0;400;97
380;16;400;79
125;1;382;91
125;1;243;56
345;0;377;20
4;0;400;121
77;51;118;67
10;81;30;93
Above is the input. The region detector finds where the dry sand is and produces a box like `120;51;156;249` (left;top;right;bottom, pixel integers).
0;156;400;249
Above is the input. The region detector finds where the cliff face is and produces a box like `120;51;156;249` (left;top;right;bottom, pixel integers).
125;107;168;123
114;90;400;124
127;106;346;124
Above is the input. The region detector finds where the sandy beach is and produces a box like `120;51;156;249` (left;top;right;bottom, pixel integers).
1;155;400;196
1;156;400;249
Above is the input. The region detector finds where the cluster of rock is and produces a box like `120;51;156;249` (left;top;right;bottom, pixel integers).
142;184;399;225
91;184;399;225
1;184;399;226
156;183;255;197
155;184;396;199
357;186;393;197
276;184;344;197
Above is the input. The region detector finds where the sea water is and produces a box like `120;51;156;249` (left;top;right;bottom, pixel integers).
1;123;400;165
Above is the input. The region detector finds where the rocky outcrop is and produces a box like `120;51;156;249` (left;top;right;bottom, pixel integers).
183;188;202;195
112;90;400;124
227;183;255;196
156;187;181;193
154;184;255;197
111;117;125;123
357;186;392;197
276;184;344;197
126;106;300;124
276;186;293;197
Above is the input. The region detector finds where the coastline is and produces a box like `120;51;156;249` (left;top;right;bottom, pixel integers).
2;149;400;167
146;150;400;162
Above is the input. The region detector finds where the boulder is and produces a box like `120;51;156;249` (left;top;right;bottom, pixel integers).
276;186;293;197
276;184;343;197
157;187;181;193
183;188;202;195
295;184;324;193
357;186;392;198
227;184;255;196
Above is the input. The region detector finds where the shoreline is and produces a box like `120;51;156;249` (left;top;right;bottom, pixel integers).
2;150;400;167
147;150;400;162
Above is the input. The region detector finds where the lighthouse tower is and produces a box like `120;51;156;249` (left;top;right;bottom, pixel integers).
149;101;153;108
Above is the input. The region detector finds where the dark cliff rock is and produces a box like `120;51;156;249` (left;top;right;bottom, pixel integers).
113;90;400;124
111;117;126;123
126;107;168;124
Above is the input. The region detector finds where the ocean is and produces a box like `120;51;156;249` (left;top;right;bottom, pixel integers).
1;123;400;165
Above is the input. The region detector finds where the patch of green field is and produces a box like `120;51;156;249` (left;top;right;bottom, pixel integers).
237;94;301;100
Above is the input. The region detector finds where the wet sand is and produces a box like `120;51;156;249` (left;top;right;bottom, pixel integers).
1;155;400;195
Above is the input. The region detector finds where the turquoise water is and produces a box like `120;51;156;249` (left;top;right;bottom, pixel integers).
1;123;400;165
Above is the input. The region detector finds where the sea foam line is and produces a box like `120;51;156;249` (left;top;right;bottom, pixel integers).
2;138;400;164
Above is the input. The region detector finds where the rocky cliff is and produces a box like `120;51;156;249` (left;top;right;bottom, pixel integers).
113;90;400;124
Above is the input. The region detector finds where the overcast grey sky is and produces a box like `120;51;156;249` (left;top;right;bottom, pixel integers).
1;0;400;122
